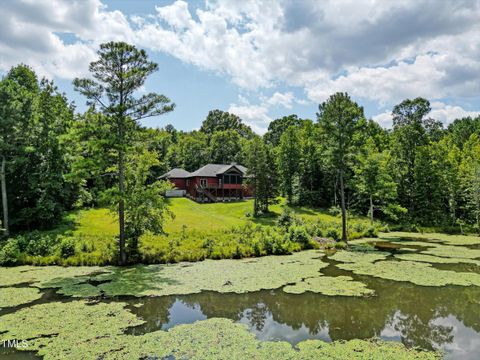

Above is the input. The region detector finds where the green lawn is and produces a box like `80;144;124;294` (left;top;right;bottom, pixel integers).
71;198;357;236
8;198;378;265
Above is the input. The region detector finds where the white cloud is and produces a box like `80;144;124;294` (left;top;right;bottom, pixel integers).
0;0;133;79
429;102;480;125
372;111;394;128
373;101;480;128
266;92;295;108
0;0;479;124
227;103;272;134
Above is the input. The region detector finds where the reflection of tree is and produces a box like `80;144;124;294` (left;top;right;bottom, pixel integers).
127;296;175;334
244;304;269;331
393;313;453;350
127;276;480;352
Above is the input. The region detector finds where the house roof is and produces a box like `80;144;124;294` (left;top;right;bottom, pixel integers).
188;164;248;177
159;168;191;179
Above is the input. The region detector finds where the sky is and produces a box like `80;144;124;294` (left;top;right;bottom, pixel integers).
0;0;479;134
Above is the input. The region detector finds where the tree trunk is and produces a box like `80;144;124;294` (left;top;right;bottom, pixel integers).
118;148;127;265
1;156;9;237
339;169;347;242
369;195;374;225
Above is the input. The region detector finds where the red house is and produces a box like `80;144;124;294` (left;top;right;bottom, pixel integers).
160;163;251;202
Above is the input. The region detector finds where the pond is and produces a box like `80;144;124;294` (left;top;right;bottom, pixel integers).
1;234;479;359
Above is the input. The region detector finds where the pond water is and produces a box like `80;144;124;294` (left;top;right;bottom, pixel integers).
1;238;479;359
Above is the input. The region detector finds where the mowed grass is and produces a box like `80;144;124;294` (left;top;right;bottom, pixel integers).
12;198;377;265
72;198;352;235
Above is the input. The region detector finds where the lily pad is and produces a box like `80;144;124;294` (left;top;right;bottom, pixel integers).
0;287;42;308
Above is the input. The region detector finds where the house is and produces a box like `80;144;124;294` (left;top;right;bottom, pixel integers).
160;163;251;202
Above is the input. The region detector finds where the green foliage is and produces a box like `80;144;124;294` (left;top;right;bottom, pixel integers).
58;238;76;258
277;126;301;204
74;41;175;264
209;129;244;164
0;65;76;230
0;238;20;265
317;92;366;241
200;109;254;139
246;137;275;216
276;207;295;228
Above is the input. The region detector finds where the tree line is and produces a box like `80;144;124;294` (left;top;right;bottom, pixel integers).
1;42;479;262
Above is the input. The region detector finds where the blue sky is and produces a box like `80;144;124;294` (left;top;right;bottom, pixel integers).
1;0;479;133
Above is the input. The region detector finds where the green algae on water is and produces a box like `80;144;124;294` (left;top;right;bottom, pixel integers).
384;231;480;246
0;301;439;360
283;275;375;296
337;260;480;287
0;265;106;287
0;287;42;308
95;250;329;297
329;250;389;263
395;253;480;265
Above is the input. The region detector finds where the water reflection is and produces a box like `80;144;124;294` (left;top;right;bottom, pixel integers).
127;277;480;359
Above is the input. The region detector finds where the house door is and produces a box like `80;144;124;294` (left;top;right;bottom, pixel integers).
200;179;207;188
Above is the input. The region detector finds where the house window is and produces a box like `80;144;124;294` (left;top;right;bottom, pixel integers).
200;179;207;188
224;174;242;184
186;179;190;187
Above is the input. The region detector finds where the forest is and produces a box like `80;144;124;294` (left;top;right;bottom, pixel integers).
0;42;479;265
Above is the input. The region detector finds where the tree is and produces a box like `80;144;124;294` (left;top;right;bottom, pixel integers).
317;92;365;242
1;65;75;231
354;142;398;224
170;131;209;171
74;42;175;265
277;126;301;204
103;149;173;257
391;98;431;217
200;110;254;139
298;122;323;206
447;116;480;149
460;134;480;232
246;137;273;216
209;130;243;164
264;115;310;146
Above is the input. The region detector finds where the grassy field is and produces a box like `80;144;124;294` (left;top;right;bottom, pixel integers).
3;198;379;265
70;198;365;235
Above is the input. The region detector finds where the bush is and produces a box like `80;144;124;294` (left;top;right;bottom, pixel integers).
326;228;341;241
21;231;58;256
277;208;295;228
58;238;76;258
335;241;347;250
0;239;21;266
328;206;341;217
287;225;311;247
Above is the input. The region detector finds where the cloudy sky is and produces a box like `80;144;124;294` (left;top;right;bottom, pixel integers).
1;0;479;133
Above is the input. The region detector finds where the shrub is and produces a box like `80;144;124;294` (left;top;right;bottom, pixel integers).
0;239;21;266
58;238;76;258
328;206;341;217
365;226;378;237
277;208;295;228
24;232;57;256
287;225;311;247
326;228;341;241
335;241;347;249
